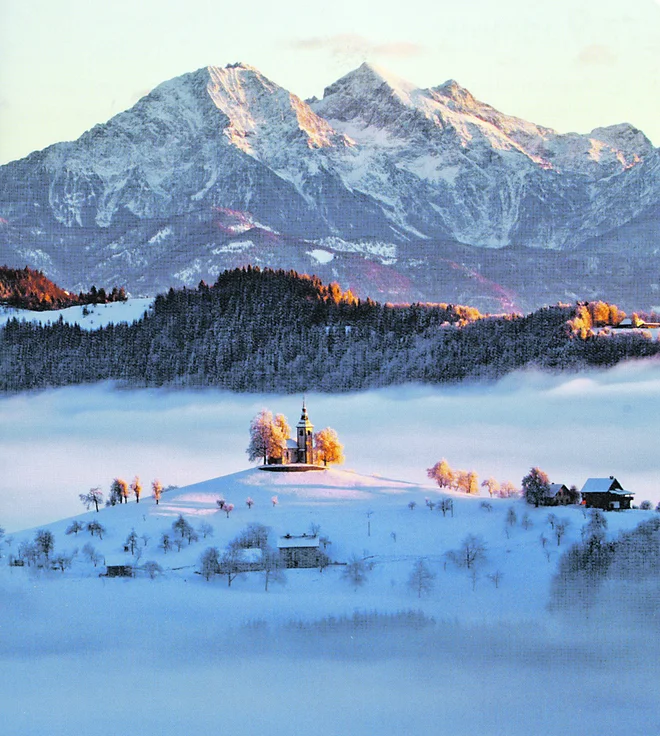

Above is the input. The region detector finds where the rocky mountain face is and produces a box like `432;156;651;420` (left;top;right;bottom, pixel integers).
1;61;659;312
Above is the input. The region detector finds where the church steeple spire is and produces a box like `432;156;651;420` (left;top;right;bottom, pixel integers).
296;397;314;464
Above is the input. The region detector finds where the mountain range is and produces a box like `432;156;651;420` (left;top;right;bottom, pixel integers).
1;62;659;311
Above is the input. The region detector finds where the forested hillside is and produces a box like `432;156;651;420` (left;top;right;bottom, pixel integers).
1;267;659;393
0;266;127;310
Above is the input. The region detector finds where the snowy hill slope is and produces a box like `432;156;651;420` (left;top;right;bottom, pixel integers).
1;62;660;310
3;466;658;736
5;466;651;621
0;297;152;329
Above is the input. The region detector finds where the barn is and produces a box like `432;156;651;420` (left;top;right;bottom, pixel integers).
104;555;134;577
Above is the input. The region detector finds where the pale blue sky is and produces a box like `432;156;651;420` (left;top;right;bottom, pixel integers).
1;0;659;164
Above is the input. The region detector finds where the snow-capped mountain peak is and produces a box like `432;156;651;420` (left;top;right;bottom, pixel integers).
1;61;659;309
205;64;339;156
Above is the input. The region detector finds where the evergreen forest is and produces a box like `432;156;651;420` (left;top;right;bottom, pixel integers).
1;267;659;393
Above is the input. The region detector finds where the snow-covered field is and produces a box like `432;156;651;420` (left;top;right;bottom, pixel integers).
0;298;153;330
2;361;660;735
2;467;658;735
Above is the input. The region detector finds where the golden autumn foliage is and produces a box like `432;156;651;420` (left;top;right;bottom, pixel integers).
567;301;626;336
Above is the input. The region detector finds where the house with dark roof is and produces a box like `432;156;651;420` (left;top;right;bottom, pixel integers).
580;477;634;510
542;483;576;506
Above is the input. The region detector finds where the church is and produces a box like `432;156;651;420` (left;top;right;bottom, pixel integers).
269;401;316;466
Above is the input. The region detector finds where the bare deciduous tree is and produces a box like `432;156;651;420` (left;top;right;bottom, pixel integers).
219;545;246;588
52;553;74;572
555;520;570;546
66;521;85;536
232;523;271;550
487;570;504;588
261;547;286;592
408;558;436;598
342;554;369;589
125;529;139;555
199;547;220;581
447;534;487;570
34;529;55;559
143;561;163;579
438;498;454;518
79;487;104;512
82;542;102;567
86;521;105;539
172;514;193;539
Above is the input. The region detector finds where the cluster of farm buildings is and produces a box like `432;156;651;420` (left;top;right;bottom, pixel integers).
543;476;635;511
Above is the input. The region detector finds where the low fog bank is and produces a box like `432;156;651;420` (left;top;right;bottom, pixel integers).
2;360;660;531
1;576;657;736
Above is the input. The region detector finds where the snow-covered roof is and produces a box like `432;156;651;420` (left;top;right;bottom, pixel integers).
581;477;632;495
286;439;298;449
104;555;133;567
547;483;568;497
241;548;263;563
277;534;320;549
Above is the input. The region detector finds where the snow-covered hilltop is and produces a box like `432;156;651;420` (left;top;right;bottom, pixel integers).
5;465;651;618
1;62;659;310
3;466;659;734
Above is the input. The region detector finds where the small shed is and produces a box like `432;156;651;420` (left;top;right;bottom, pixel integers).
277;534;322;569
580;477;634;510
104;555;134;577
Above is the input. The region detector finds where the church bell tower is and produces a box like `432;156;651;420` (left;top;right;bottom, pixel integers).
296;400;315;464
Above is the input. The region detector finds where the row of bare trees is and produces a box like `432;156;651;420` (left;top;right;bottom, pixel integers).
79;478;166;512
